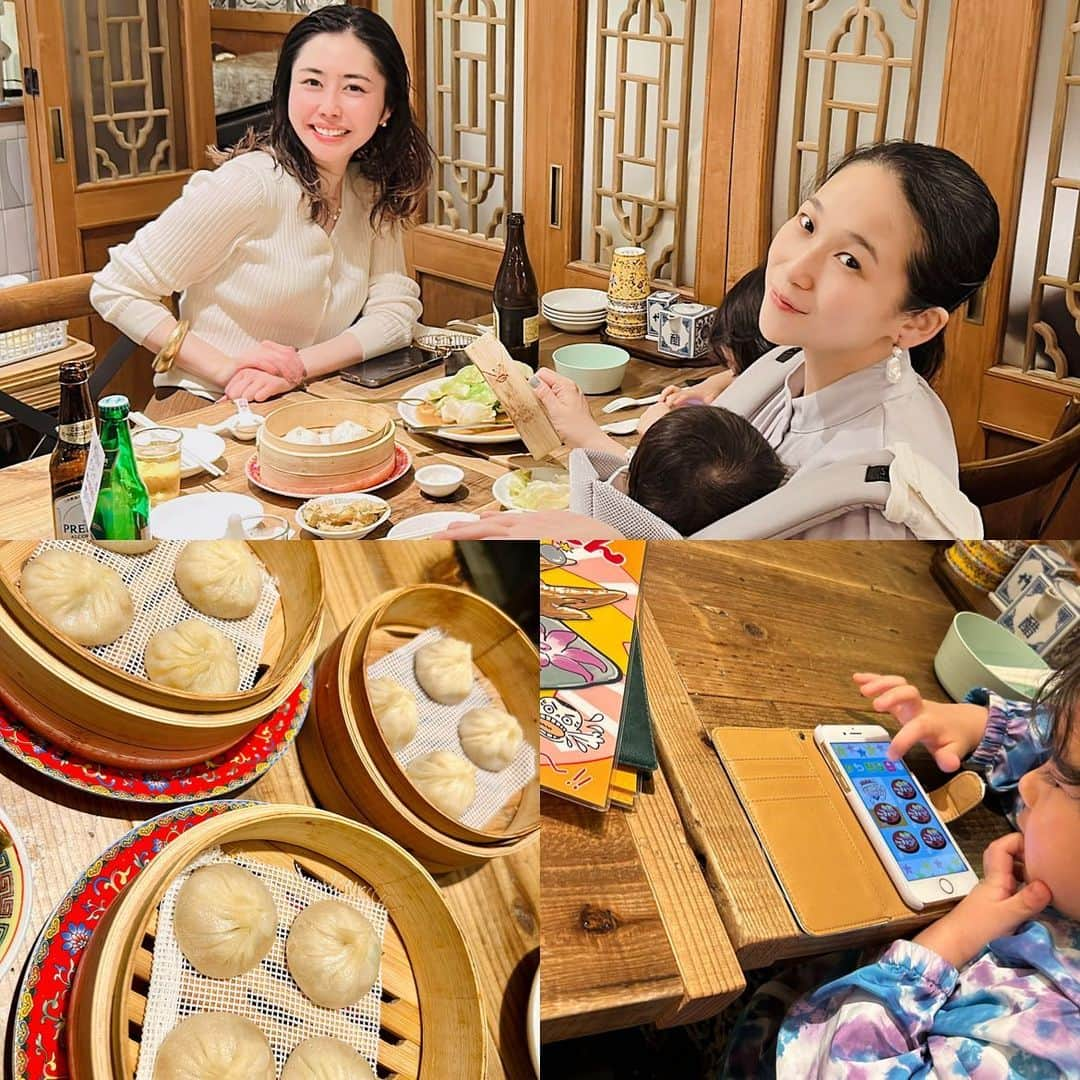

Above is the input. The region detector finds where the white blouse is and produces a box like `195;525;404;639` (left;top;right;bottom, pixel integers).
717;347;959;538
91;150;422;398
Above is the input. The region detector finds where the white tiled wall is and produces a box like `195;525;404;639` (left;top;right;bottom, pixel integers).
0;120;38;281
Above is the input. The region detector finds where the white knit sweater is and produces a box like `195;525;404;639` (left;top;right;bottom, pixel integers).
90;150;422;397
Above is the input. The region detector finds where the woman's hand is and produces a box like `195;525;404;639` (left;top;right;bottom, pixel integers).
660;368;734;408
853;672;989;772
529;369;620;454
223;367;293;403
234;341;307;386
431;509;625;541
913;832;1051;969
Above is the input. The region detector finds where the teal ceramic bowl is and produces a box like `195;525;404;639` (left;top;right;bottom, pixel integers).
552;343;629;394
934;612;1050;702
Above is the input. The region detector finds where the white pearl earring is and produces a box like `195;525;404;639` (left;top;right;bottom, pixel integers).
886;343;904;384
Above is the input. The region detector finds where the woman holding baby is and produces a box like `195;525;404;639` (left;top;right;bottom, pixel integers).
440;140;999;541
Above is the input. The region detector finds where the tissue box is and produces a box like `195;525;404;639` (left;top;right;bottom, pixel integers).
645;291;680;340
657;302;718;360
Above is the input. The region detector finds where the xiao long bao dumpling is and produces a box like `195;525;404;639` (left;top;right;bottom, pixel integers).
367;677;418;750
20;548;134;646
458;706;524;772
282;1037;376;1080
173;863;277;978
145;619;241;694
406;750;477;819
154;1012;274;1080
413;635;474;704
286;898;381;1009
174;540;262;620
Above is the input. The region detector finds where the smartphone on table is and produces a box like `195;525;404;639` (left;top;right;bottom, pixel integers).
340;345;441;388
814;725;978;910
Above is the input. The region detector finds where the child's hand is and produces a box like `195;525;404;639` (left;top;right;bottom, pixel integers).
913;832;1051;969
660;368;735;408
637;399;672;436
853;672;988;772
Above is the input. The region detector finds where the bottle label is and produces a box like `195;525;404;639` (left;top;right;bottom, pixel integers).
493;305;539;349
80;431;105;529
53;493;89;538
57;419;94;445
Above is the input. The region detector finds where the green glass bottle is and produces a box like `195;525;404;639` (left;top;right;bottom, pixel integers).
90;395;151;540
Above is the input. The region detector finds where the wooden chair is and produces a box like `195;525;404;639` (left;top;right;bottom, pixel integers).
0;273;137;443
959;396;1080;537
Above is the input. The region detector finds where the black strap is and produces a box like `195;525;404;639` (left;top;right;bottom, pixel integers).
0;332;138;451
776;347;801;364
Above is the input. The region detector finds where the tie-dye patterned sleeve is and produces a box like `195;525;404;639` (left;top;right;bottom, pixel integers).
966;692;1051;814
776;940;958;1078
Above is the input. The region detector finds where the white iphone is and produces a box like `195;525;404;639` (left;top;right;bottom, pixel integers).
814;724;978;910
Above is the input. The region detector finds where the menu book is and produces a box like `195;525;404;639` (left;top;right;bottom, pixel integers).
539;540;646;810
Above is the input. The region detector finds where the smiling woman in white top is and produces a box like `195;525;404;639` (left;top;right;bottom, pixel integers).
91;5;431;416
442;141;1000;541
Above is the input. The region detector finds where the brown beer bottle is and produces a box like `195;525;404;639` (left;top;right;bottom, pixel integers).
50;359;95;538
493;212;540;369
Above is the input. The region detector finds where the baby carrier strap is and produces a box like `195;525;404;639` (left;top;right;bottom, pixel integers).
712;346;801;418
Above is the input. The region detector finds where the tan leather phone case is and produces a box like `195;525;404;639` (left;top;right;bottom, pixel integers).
710;727;984;936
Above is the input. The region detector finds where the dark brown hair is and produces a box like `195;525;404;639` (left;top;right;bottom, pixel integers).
212;4;432;228
711;263;773;374
628;405;788;535
821;141;999;382
1035;626;1080;785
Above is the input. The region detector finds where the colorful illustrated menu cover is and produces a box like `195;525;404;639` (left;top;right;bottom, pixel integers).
539;540;646;809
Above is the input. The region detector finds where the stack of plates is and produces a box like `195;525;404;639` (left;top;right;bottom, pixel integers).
542;288;607;333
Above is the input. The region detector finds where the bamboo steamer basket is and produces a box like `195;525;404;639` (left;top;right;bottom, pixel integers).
0;584;321;765
0;540;323;715
300;632;502;872
349;585;539;845
67;805;486;1080
257;399;397;493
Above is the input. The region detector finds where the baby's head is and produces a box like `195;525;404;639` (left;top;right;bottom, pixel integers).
711;263;773;374
627;405;788;535
1017;630;1080;918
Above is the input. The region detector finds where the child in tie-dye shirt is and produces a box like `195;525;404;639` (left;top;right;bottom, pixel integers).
777;634;1080;1079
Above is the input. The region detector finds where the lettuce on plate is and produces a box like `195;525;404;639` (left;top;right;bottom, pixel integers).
506;469;570;510
425;362;532;425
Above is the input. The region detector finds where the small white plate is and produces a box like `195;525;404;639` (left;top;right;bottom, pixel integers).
150;491;263;539
527;969;540;1077
296;494;391;539
492;467;570;511
385;511;479;539
176;427;227;478
398;378;521;445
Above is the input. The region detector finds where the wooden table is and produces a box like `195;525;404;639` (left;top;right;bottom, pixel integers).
0;322;720;537
541;541;1010;1043
0;544;539;1080
0;336;96;424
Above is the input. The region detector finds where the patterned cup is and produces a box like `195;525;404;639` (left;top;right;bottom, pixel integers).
608;246;650;301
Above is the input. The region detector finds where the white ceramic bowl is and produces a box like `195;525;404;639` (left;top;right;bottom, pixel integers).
934;612;1050;702
296;493;391;539
415;464;465;498
542;287;608;315
527;969;540;1077
552;342;630;394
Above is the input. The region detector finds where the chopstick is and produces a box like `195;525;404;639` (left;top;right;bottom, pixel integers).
401;419;517;434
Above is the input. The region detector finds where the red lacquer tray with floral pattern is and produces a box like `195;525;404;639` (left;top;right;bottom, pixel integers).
10;799;249;1080
0;670;311;803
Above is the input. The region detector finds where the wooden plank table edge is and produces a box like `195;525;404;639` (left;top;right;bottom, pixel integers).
540;979;686;1045
632;605;746;1028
